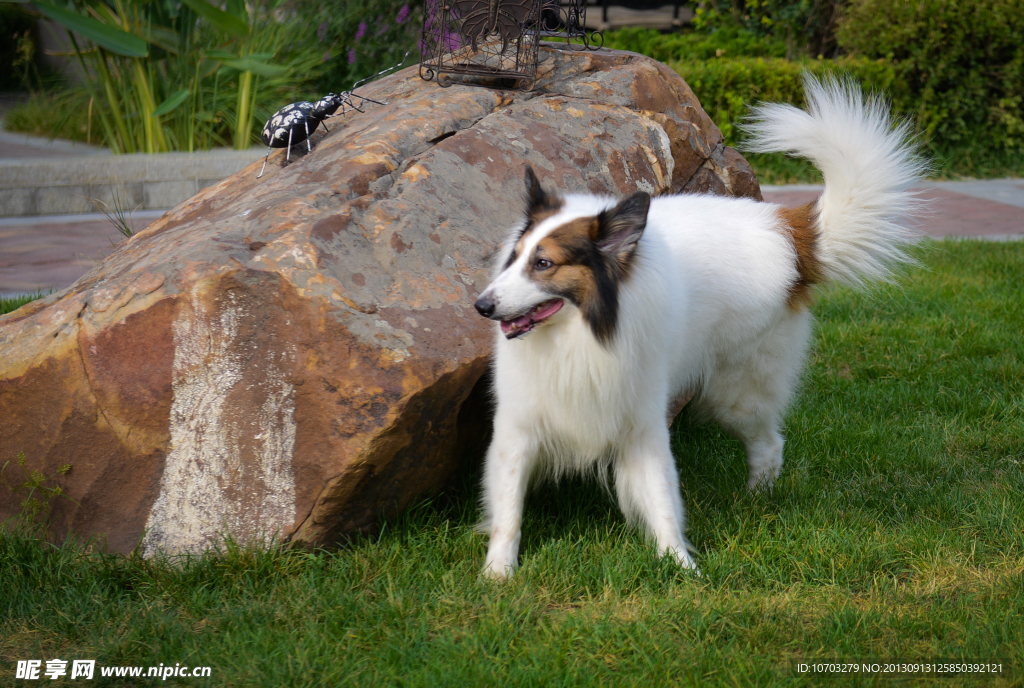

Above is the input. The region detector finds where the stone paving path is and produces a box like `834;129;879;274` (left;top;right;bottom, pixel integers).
0;211;165;296
761;179;1024;240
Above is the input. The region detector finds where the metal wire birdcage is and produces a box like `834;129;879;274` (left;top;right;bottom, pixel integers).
419;0;601;90
537;0;602;48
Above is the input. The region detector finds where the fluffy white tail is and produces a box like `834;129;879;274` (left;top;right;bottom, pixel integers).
744;74;927;286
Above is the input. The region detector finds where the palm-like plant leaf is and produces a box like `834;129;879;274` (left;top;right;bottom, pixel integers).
180;0;249;37
33;0;148;57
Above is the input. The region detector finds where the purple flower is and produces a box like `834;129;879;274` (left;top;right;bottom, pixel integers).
442;28;461;51
355;22;366;40
348;48;357;64
377;22;389;36
396;4;410;24
317;21;328;42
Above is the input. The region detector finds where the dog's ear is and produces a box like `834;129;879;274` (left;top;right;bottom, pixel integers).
524;165;558;217
595;191;650;267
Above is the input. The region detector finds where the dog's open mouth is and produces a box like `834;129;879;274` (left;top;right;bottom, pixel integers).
500;299;563;339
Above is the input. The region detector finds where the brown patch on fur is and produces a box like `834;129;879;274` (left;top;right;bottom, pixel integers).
521;201;564;240
779;202;824;309
528;215;627;344
509;197;565;266
507;192;643;345
666;390;693;426
527;198;564;229
544;217;601;248
532;217;600;307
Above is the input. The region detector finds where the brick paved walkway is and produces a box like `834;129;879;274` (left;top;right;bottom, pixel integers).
0;212;163;296
761;179;1024;240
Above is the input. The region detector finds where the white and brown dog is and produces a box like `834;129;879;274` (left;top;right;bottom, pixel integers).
473;76;924;579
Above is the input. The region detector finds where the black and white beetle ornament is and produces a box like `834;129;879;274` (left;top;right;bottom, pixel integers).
256;53;410;178
256;92;385;178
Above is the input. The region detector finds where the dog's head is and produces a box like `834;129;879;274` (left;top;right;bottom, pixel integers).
474;166;650;345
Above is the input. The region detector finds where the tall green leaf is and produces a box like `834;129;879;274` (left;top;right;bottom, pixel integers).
217;56;289;77
180;0;249;37
32;0;148;57
141;25;183;54
152;88;190;117
224;0;249;23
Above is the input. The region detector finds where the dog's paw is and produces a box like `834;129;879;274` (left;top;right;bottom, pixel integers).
482;536;520;581
666;544;701;577
481;561;516;581
747;469;777;492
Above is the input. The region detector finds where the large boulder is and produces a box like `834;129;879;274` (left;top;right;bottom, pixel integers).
0;45;760;555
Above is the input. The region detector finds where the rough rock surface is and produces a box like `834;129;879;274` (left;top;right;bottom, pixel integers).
0;45;761;555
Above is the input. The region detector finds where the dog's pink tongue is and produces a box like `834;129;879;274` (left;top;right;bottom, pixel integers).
500;314;533;335
534;299;563;320
499;299;564;336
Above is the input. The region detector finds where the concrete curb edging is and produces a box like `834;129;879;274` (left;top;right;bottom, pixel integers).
0;148;266;217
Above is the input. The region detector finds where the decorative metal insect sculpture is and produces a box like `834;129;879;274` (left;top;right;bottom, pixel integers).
453;0;534;54
256;53;410;179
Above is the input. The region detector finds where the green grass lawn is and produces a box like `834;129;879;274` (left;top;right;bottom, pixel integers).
0;292;49;317
2;240;1023;686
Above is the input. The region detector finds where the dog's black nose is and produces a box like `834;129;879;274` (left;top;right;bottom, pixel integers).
474;295;496;318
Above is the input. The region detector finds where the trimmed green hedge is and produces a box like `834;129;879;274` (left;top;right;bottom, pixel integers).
605;28;902;148
671;56;903;146
604;25;786;63
839;0;1024;153
605;9;1024;182
673;56;909;184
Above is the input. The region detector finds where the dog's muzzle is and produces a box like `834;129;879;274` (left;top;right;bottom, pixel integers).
474;294;497;318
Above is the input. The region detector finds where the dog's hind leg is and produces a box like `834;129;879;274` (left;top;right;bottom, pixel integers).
735;418;786;491
704;309;813;490
481;425;538;581
614;423;698;570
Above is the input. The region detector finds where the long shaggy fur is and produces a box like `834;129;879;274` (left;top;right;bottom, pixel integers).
474;75;925;580
743;74;927;285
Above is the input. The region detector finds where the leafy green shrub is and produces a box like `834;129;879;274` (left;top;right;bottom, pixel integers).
668;55;906;184
602;25;786;62
296;0;421;93
672;55;903;146
837;0;1024;154
605;6;1024;182
690;0;847;58
4;89;95;143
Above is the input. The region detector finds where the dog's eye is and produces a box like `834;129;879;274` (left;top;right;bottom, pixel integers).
534;258;553;271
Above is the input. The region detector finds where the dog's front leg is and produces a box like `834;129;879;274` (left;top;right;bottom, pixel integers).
481;425;537;581
614;424;699;571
